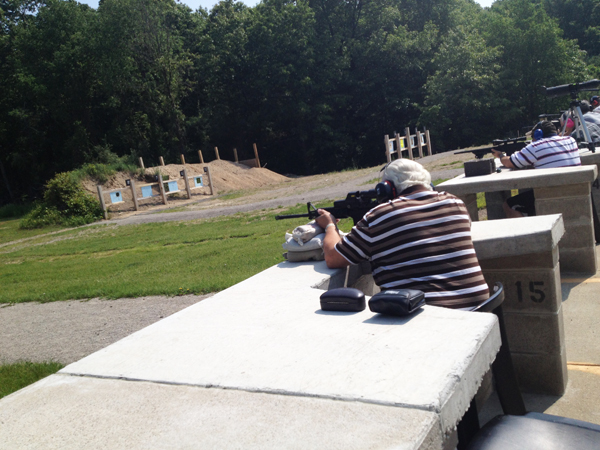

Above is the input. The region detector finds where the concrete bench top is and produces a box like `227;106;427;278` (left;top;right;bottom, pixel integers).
471;214;564;260
579;149;600;166
436;165;597;196
0;261;501;450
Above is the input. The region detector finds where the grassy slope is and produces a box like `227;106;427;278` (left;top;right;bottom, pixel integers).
0;203;354;303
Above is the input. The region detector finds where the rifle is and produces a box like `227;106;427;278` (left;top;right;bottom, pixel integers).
275;189;381;225
454;136;527;160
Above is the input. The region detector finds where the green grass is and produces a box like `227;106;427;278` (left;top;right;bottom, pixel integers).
477;192;486;210
0;361;64;399
432;178;449;186
0;217;69;245
0;203;345;304
218;190;248;201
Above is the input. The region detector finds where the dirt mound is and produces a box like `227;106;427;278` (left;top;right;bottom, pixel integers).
81;160;290;216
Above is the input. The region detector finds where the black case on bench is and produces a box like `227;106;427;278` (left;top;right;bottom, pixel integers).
320;288;366;312
368;289;425;316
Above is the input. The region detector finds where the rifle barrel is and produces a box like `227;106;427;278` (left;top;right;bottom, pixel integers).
275;213;312;220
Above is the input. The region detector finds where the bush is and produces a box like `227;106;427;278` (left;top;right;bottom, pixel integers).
20;172;103;229
73;152;139;184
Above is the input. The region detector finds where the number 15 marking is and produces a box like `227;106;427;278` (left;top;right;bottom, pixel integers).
515;281;545;303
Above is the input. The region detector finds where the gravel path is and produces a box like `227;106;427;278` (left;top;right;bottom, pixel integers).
0;295;214;365
1;152;470;365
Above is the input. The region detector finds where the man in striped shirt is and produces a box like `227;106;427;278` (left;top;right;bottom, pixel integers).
315;159;490;310
492;121;580;218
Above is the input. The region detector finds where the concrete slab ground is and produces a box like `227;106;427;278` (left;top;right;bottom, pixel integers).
479;247;600;426
0;375;442;450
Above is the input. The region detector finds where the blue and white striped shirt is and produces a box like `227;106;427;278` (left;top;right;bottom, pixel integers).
510;135;581;169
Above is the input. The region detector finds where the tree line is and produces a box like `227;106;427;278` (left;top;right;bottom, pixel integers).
0;0;598;203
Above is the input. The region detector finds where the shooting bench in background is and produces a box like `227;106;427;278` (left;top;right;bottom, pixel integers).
384;127;432;163
435;165;598;275
96;166;215;219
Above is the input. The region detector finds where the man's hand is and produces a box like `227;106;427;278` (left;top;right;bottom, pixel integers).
315;209;349;269
315;209;336;229
491;149;515;169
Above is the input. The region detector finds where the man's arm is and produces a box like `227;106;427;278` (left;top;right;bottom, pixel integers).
315;209;350;269
491;149;516;169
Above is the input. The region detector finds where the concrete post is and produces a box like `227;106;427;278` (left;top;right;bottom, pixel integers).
477;237;566;395
159;157;165;166
459;193;478;222
198;150;204;164
214;147;220;160
535;183;597;274
484;191;511;220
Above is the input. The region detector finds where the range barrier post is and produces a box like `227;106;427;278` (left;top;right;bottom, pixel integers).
129;179;139;211
253;143;261;167
416;127;424;158
205;166;215;195
97;185;108;220
182;168;192;199
157;171;168;205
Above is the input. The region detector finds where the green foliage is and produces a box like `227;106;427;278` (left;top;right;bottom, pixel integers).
0;361;64;399
19;172;102;229
1;0;600;198
0;203;32;219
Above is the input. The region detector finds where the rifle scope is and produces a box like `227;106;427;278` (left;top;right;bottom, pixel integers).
543;79;600;98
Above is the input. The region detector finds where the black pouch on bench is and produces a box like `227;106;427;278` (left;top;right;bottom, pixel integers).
320;288;366;312
368;289;425;316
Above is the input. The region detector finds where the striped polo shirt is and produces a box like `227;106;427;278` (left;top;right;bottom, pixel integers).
335;186;489;310
510;135;580;169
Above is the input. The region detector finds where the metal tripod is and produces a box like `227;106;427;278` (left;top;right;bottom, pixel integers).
561;98;596;153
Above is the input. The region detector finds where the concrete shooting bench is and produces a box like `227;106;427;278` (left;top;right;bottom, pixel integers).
345;214;567;396
435;165;598;275
0;261;501;450
579;149;600;223
471;215;566;396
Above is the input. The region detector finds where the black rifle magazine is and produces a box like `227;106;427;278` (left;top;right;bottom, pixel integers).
368;289;426;316
320;288;366;312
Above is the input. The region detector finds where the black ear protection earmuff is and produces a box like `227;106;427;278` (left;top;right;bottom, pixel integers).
375;180;396;203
